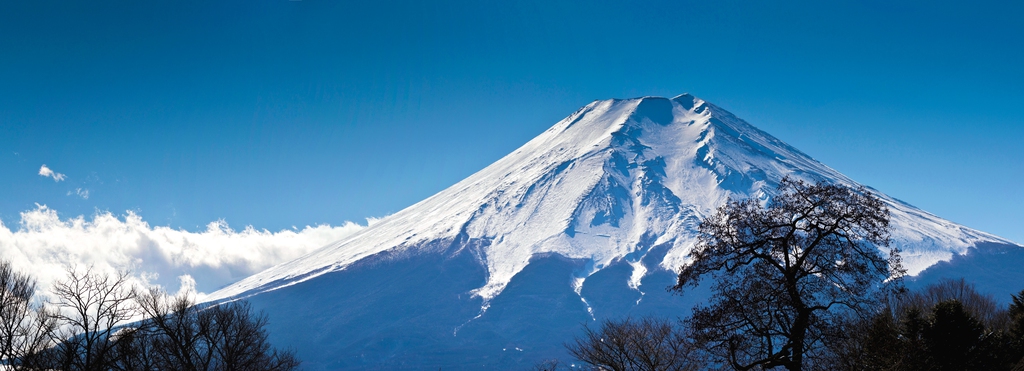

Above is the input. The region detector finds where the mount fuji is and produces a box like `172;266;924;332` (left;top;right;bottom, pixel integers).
206;94;1022;370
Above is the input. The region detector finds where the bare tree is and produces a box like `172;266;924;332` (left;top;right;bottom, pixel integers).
13;306;60;370
44;266;139;371
1;263;298;371
673;177;903;371
0;259;57;370
198;301;299;371
903;278;1007;329
130;287;298;371
132;287;211;371
567;317;697;371
0;259;37;364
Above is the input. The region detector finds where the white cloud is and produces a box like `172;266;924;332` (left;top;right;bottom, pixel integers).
0;205;366;301
38;164;66;182
67;188;90;200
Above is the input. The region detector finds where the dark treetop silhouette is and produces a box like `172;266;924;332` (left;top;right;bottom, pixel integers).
674;177;904;371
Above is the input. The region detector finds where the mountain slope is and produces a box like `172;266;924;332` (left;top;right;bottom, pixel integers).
206;94;1019;370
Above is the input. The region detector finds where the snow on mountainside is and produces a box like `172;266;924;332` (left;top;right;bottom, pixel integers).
207;93;1016;305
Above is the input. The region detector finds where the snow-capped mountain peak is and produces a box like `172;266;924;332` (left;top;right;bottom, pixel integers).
207;94;1014;304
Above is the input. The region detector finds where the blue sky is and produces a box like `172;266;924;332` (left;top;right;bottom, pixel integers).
2;0;1022;243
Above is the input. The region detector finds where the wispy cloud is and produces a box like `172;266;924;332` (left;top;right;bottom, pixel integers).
0;205;367;300
67;188;90;200
38;164;66;182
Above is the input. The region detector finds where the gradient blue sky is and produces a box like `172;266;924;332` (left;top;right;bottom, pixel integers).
2;0;1022;243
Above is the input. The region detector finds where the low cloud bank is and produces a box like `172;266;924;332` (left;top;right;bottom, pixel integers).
0;205;366;300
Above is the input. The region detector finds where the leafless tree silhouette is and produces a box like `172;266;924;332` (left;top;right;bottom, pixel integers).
567;317;697;371
673;177;903;371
